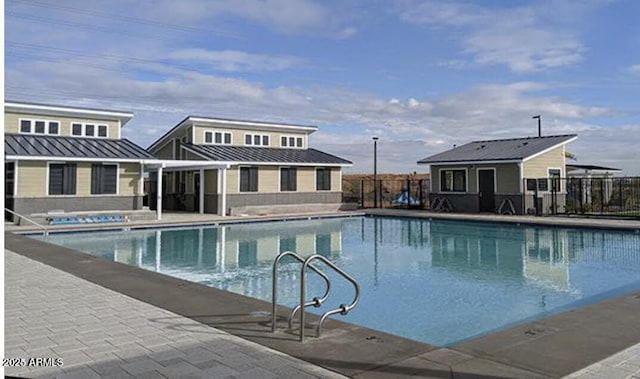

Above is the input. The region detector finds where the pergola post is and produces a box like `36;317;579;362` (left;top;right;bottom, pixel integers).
199;168;205;214
156;165;164;220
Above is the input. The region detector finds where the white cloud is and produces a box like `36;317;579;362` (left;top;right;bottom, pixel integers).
628;64;640;76
166;48;304;72
396;0;596;72
148;0;358;38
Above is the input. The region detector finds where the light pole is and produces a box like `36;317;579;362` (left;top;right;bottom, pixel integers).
373;137;378;208
533;115;541;137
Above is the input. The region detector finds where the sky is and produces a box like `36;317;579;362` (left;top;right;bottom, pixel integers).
4;0;640;175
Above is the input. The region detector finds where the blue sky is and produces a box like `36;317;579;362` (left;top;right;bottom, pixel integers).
5;0;640;174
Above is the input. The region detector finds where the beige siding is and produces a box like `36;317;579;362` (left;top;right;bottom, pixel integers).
5;111;120;139
258;166;279;192
119;163;142;196
16;161;47;197
193;125;308;148
204;170;218;194
154;142;174;159
76;163;92;195
15;161;141;197
523;146;566;178
330;168;341;191
226;167;239;194
297;167;316;192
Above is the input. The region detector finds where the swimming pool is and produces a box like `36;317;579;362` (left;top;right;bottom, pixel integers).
36;216;640;346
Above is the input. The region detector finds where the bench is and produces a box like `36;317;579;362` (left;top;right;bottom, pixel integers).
46;215;128;225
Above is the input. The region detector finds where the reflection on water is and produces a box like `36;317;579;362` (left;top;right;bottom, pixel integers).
38;217;640;346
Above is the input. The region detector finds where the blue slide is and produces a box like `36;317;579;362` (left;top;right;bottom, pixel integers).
392;189;418;205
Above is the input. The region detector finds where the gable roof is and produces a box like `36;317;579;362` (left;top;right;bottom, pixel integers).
182;143;352;166
417;134;577;165
5;134;155;162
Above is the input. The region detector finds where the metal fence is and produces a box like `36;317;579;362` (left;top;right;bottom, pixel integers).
524;177;640;217
343;179;431;209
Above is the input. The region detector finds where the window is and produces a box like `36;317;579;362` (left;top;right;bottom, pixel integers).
70;123;108;138
205;131;232;145
245;133;269;146
239;167;258;192
440;169;466;192
280;167;297;191
19;119;61;135
49;163;77;195
72;123;83;136
98;125;108;137
85;124;95;137
20;120;31;133
316;168;331;190
35;121;46;134
280;135;303;148
91;164;117;194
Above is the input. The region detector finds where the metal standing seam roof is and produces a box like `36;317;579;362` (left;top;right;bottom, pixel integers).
5;134;155;160
182;143;352;165
417;134;578;164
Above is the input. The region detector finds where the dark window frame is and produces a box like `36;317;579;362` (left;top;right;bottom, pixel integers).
239;166;259;192
440;169;467;192
280;167;297;192
91;164;118;194
48;163;77;195
316;168;331;191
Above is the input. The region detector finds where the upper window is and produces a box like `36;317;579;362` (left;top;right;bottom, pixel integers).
316;168;331;191
71;123;108;138
49;163;77;195
281;135;303;148
204;131;232;145
245;133;270;146
19;119;60;135
280;167;297;191
91;164;117;194
239;167;258;192
440;169;466;192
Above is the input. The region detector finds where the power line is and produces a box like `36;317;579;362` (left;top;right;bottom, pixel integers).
10;0;241;39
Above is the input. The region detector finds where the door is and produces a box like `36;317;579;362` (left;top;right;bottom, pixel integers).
5;162;15;221
478;169;495;212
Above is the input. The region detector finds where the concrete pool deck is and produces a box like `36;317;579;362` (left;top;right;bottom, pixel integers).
4;209;640;378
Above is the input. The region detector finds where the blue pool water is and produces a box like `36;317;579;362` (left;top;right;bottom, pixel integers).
36;216;640;346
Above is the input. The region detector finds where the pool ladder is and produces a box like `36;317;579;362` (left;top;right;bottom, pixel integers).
271;251;360;342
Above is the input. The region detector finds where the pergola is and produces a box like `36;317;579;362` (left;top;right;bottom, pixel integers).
144;160;231;220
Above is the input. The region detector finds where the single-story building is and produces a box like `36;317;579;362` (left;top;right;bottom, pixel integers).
417;134;577;215
147;116;352;216
4;101;155;222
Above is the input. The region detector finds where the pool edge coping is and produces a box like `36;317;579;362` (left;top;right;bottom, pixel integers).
5;209;640;377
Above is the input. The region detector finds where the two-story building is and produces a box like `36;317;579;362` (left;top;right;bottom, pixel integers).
147;116;352;216
4;101;155;222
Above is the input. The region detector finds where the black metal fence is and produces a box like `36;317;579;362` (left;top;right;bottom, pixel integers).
343;179;431;209
524;177;640;217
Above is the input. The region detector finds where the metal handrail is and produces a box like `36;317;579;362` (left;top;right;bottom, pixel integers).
300;254;360;342
4;208;48;236
271;251;331;333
